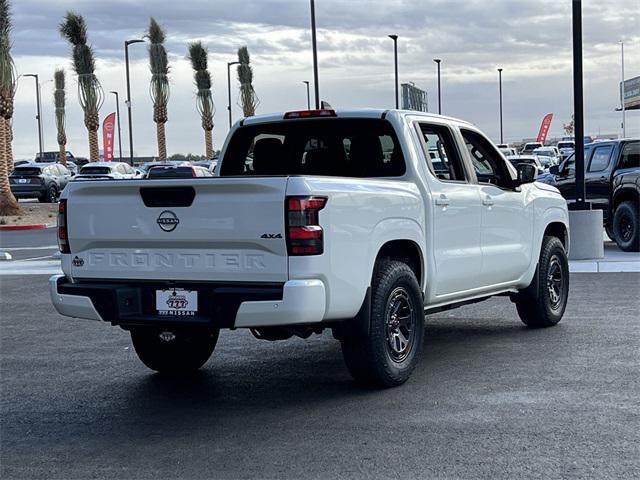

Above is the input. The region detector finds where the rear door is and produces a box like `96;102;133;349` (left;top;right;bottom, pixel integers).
415;122;484;297
65;178;289;283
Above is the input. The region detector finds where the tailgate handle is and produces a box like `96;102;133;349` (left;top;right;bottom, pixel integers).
139;187;196;207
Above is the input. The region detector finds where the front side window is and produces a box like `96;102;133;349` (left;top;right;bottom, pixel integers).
461;129;514;189
417;123;466;181
221;119;405;178
588;145;613;172
618;142;639;169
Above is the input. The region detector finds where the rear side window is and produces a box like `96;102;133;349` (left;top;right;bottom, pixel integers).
588;145;613;172
220;119;405;177
618;142;639;169
417;123;466;181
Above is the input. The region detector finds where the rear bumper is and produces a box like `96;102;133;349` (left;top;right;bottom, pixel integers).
49;275;326;328
11;185;46;198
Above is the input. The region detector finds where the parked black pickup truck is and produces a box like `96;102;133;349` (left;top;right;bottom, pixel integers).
538;139;639;251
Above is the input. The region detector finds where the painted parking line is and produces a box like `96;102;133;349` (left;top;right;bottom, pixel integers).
0;260;62;276
1;245;59;251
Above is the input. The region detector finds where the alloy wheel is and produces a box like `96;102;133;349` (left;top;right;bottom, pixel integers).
385;287;416;363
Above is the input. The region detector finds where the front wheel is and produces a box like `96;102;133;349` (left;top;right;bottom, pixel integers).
515;236;569;328
340;260;424;388
613;201;639;252
131;328;219;374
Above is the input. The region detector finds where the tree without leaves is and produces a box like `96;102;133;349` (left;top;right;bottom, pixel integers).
59;11;103;162
237;46;259;117
54;68;67;166
147;17;169;161
0;0;21;216
188;41;215;159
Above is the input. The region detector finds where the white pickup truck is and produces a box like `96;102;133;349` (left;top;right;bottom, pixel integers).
50;108;570;387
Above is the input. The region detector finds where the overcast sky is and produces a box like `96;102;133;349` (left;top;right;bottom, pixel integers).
8;0;640;159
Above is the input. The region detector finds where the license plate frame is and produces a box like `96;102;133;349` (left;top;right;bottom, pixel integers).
155;288;198;317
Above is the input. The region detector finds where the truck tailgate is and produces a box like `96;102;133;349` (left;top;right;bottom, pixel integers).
64;178;289;283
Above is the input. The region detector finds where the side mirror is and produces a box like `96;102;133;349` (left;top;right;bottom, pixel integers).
516;163;537;185
549;165;560;175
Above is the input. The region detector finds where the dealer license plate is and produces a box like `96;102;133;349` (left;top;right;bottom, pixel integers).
156;289;198;316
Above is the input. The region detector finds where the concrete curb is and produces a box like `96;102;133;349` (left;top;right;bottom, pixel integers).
0;223;56;231
0;224;47;231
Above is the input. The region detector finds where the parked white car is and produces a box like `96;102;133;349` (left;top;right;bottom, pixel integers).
50;108;570;388
532;147;561;168
499;146;518;158
556;140;575;160
74;162;139;180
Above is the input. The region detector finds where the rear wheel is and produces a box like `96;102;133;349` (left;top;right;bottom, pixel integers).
131;328;219;374
39;185;58;203
340;260;424;388
515;236;569;328
613;201;639;252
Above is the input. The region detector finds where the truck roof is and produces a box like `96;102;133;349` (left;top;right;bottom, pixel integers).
240;108;474;128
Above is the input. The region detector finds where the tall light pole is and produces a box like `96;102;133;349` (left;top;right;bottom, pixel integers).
620;40;626;138
572;0;588;209
388;35;399;109
23;74;43;160
110;91;123;162
498;68;504;144
125;38;144;165
303;81;311;110
310;0;320;109
433;59;442;114
227;61;241;128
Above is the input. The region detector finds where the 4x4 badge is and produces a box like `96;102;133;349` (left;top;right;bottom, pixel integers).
260;233;282;239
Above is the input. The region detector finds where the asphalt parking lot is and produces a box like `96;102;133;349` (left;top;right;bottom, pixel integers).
1;273;639;479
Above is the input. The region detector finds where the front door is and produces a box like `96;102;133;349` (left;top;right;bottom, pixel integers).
460;129;533;287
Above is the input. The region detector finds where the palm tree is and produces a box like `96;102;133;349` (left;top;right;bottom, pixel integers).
187;42;215;159
54;68;67;166
237;46;259;117
147;17;169;161
59;11;103;162
0;0;21;216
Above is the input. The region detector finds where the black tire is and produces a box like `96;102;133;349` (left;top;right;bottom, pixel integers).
340;260;424;388
613;201;639;252
605;223;616;243
39;185;58;203
131;328;219;374
515;236;569;328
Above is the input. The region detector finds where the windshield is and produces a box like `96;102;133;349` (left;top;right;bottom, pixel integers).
80;166;111;175
221;118;405;177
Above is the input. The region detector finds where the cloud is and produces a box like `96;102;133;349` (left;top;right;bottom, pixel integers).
8;0;640;159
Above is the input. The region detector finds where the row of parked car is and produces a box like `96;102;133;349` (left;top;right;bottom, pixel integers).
9;154;218;203
500;139;639;252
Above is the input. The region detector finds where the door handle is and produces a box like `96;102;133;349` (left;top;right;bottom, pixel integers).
435;194;450;206
482;195;494;206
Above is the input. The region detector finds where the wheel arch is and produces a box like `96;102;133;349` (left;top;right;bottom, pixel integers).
613;187;639;211
374;239;424;290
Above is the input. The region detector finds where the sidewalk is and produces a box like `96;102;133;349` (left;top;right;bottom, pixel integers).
569;242;640;273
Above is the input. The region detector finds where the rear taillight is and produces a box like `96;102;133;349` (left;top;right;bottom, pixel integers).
58;199;70;254
286;196;327;256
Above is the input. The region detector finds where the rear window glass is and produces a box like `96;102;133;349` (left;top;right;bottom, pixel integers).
80;166;111;175
220;118;405;177
147;166;195;178
12;167;41;176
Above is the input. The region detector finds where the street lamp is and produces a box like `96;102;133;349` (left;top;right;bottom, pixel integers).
388;35;399;109
433;59;442;114
303;81;311;110
498;68;504;144
310;0;320;109
620;40;626;138
124;38;144;165
110;91;123;161
23;74;43;160
227;61;241;128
